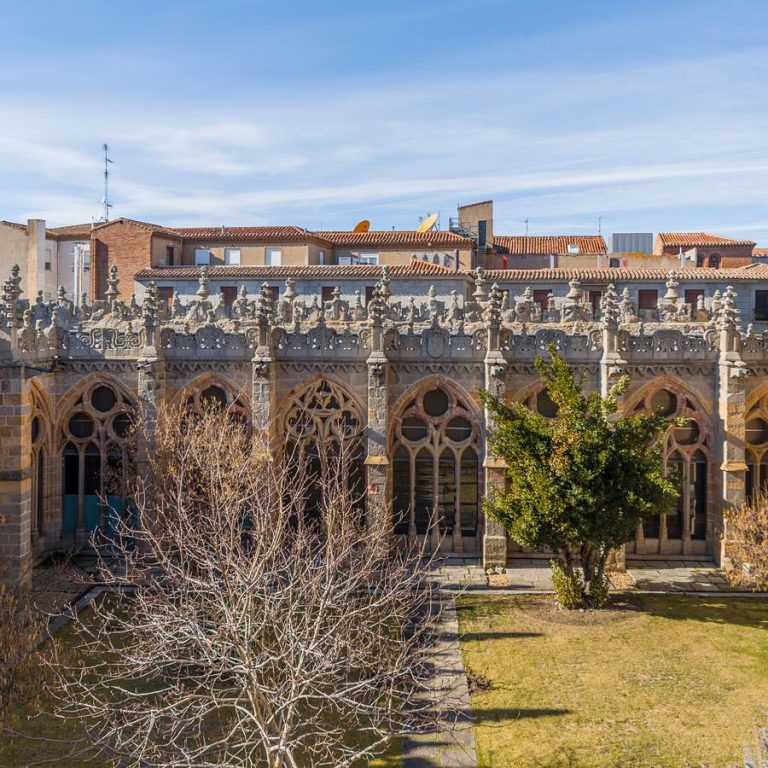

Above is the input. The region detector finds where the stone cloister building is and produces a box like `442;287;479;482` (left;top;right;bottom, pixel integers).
2;261;768;590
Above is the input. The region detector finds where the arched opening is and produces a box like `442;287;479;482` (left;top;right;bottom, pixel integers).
391;385;481;552
60;383;134;542
745;406;768;503
630;385;711;557
281;378;366;523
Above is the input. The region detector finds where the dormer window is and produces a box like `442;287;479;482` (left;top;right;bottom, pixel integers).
567;243;580;255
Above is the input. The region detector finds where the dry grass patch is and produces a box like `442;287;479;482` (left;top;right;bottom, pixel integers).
458;594;768;768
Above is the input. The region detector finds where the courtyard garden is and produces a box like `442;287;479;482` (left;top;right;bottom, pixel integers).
458;593;768;768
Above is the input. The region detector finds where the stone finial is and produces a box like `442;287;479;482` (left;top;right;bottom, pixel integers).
257;282;274;325
283;277;297;302
663;270;680;303
565;278;582;302
601;283;621;331
172;290;183;318
196;265;210;300
379;265;392;300
105;264;120;303
487;283;503;329
473;266;488;302
717;285;740;332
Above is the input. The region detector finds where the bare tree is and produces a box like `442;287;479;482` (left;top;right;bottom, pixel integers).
0;573;53;733
726;492;768;590
50;402;443;768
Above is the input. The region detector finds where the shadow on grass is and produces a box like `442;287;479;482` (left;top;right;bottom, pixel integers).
638;594;768;629
472;707;570;724
460;631;542;641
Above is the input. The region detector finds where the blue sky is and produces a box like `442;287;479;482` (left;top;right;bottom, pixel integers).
2;0;768;243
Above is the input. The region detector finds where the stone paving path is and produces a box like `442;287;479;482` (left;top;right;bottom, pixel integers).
402;595;477;768
430;557;737;594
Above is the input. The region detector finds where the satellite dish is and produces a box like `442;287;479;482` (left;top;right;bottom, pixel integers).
417;213;438;233
352;219;370;233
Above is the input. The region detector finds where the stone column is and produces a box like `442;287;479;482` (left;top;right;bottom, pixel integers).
482;283;508;568
365;350;389;529
0;364;33;591
717;319;748;568
136;311;166;481
252;284;276;454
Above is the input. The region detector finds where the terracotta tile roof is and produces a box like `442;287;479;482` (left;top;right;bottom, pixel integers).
46;223;94;240
657;232;756;248
135;260;462;281
91;217;182;240
171;226;331;245
316;230;473;248
479;266;768;282
753;248;768;256
493;235;607;255
0;220;28;233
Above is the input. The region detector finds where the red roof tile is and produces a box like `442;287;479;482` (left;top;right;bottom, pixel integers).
479;266;768;281
657;232;756;247
91;217;182;239
135;260;463;281
46;223;94;240
493;235;607;255
316;230;473;248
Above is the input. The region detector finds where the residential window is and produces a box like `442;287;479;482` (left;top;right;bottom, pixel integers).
358;252;379;265
708;253;721;269
265;247;281;267
318;250;326;265
321;286;335;303
696;253;705;268
224;248;241;266
567;243;580;255
755;290;768;322
365;286;376;304
685;289;704;307
158;287;173;305
609;257;620;268
166;245;174;266
638;289;658;310
44;262;51;271
195;248;211;266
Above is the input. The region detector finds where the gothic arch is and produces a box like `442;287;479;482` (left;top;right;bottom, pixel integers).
277;375;366;519
389;376;483;552
625;378;712;556
175;373;251;418
29;380;53;541
743;385;768;500
623;374;713;419
57;377;136;540
277;373;365;442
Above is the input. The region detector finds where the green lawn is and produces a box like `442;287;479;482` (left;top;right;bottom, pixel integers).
457;594;768;768
1;606;400;768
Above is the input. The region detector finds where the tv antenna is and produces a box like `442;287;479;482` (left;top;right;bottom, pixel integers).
101;143;114;222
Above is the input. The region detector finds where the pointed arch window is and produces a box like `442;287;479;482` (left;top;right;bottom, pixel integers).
60;383;134;539
633;387;710;553
281;379;366;520
391;386;481;551
745;407;768;503
31;402;49;540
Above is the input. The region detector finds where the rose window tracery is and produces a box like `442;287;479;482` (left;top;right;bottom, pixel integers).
632;387;710;551
61;383;135;538
391;386;481;549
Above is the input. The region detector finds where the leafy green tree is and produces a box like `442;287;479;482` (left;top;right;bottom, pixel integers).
481;344;678;608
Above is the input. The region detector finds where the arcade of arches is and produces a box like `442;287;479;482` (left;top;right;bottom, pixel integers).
24;375;731;566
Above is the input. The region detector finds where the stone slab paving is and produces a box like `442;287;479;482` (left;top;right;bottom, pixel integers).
627;564;731;592
402;594;477;768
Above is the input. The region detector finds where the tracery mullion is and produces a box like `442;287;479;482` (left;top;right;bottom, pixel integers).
453;447;463;552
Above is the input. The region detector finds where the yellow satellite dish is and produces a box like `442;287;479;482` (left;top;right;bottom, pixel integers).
417;213;438;233
352;219;370;233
